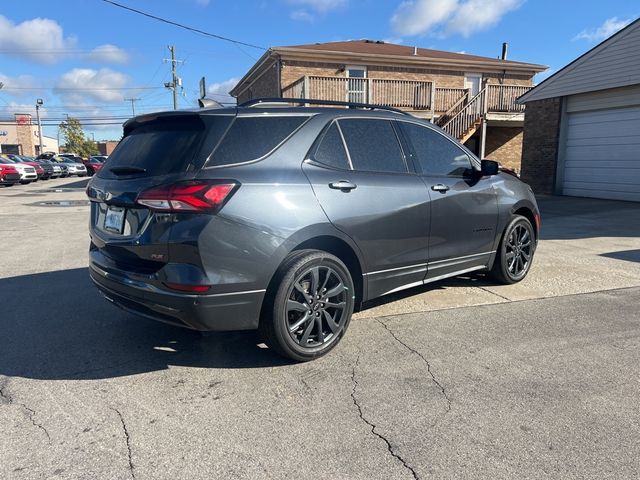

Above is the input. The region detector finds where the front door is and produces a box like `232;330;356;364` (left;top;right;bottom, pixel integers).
303;118;430;300
397;121;497;280
346;66;367;104
464;73;482;97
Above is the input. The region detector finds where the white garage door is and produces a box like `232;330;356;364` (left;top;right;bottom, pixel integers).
561;93;640;202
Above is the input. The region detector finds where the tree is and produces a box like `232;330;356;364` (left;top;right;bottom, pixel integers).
59;117;98;157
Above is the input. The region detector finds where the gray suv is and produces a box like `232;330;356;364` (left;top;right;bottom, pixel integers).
87;99;539;361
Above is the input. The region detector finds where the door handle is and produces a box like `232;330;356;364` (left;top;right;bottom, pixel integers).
431;184;450;193
329;180;357;191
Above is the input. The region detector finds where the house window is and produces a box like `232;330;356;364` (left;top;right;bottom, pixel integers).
346;65;367;103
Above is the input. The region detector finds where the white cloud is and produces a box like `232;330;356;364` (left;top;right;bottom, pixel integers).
287;0;347;21
206;77;239;103
0;73;38;98
391;0;523;38
54;68;130;104
446;0;522;37
573;17;633;42
0;15;76;64
391;0;457;36
85;44;129;64
290;10;315;22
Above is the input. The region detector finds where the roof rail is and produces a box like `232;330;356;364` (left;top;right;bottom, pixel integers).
239;97;411;116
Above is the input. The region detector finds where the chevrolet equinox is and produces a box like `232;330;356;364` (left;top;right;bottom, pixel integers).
87;98;539;361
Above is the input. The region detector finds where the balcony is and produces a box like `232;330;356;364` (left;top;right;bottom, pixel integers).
281;75;531;116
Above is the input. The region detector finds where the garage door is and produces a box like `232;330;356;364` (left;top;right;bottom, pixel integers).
561;96;640;202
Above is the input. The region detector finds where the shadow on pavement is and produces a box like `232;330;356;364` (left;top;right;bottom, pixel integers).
600;249;640;264
0;268;291;381
57;177;91;189
537;195;640;241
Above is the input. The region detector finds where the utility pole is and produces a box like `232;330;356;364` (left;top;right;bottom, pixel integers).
124;97;141;116
35;99;44;156
164;45;184;110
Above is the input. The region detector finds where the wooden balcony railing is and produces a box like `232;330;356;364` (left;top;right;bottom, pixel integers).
434;87;468;112
486;84;529;113
282;76;434;110
280;76;532;119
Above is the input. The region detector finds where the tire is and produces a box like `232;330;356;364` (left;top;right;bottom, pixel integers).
490;215;536;284
260;250;355;362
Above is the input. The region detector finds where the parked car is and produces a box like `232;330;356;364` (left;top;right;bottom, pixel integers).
48;157;75;177
5;154;47;180
0;162;20;186
58;157;87;176
87;99;539;361
33;158;58;179
83;156;106;176
0;156;38;184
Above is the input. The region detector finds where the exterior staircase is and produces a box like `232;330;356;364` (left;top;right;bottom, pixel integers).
436;86;487;142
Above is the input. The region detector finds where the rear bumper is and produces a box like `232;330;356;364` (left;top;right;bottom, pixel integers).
89;254;265;331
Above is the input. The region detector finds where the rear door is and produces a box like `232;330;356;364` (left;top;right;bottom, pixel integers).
302;117;430;300
396;121;497;280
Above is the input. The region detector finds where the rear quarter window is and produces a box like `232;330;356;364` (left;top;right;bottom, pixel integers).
98;116;211;179
207;116;308;167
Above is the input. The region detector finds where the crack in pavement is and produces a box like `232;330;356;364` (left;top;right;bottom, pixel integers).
376;319;452;413
350;355;419;480
0;380;51;443
111;407;135;480
477;285;512;302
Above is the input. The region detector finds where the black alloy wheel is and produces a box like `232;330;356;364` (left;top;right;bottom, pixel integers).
261;250;354;361
490;215;535;284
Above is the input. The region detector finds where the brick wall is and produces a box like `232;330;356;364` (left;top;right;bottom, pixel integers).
236;60;280;103
484;127;523;171
520;98;562;194
15;115;36;156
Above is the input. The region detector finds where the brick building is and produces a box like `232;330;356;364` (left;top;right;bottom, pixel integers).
96;140;119;156
230;40;546;171
0;114;59;156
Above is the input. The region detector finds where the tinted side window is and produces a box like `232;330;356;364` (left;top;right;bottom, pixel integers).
209;116;307;167
312;123;350;170
338;119;407;173
399;122;472;176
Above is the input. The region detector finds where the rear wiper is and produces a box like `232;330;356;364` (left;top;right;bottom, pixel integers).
109;166;147;175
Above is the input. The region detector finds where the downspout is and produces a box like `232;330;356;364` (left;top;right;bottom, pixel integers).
276;53;282;98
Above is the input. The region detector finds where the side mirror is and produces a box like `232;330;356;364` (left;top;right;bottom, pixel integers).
481;159;499;176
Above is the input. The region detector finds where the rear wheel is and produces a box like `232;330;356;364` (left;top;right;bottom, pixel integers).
490;215;535;284
260;250;355;362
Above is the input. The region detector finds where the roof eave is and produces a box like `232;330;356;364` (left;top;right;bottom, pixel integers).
229;49;275;97
273;46;548;73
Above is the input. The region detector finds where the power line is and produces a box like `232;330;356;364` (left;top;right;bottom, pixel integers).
100;0;265;50
2;86;164;91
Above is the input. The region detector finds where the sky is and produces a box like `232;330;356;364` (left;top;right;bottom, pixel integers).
0;0;637;141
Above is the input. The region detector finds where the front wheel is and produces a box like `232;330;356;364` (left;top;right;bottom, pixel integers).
489;215;536;284
260;250;355;362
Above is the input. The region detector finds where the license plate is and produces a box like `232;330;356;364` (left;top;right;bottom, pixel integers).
104;207;125;234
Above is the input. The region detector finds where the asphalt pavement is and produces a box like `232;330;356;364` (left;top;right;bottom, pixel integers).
1;178;639;479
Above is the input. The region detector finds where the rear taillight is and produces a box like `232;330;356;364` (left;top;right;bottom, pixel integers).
137;181;238;213
163;282;211;293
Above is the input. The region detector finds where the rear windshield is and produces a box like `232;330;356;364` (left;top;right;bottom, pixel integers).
98;116;209;179
206;115;308;167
